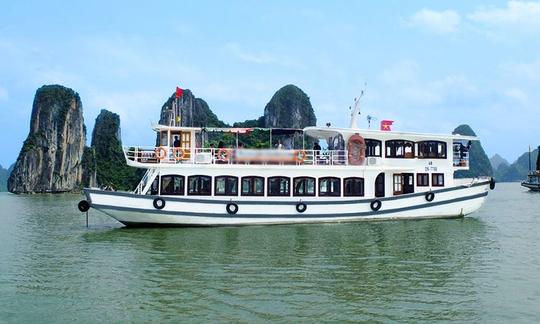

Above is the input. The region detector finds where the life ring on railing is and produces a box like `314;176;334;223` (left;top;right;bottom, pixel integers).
296;202;307;213
217;148;230;162
347;134;366;165
226;203;238;215
295;150;307;164
370;199;382;211
153;197;166;210
425;192;435;202
154;146;167;161
173;147;185;161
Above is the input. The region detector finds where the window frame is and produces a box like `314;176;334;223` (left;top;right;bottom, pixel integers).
385;140;415;159
293;176;316;197
214;175;239;196
267;176;291;197
344;177;365;197
417;173;430;187
187;175;212;196
432;173;445;187
417;141;447;159
319;177;341;197
365;139;382;157
241;176;265;196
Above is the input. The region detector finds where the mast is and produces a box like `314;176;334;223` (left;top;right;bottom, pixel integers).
529;145;531;173
349;91;364;129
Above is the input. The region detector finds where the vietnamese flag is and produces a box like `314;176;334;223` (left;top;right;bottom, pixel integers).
380;120;394;131
175;87;184;98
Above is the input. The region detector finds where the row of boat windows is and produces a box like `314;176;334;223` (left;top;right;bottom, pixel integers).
151;173;445;197
366;140;447;159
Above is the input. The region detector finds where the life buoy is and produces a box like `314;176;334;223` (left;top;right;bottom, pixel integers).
154;146;167;160
78;200;90;212
217;148;230;162
173;147;185;161
153;197;165;209
370;200;382;211
226;203;238;215
295;150;307;164
296;202;307;213
347;134;366;165
489;178;496;190
425;192;435;202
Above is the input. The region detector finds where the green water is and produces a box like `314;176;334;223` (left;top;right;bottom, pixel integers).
0;183;539;322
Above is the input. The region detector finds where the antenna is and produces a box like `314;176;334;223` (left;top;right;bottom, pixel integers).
349;83;367;129
366;115;378;129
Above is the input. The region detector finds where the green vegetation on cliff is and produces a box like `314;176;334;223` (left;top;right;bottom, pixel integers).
86;109;143;190
494;148;538;182
264;84;316;128
453;124;493;178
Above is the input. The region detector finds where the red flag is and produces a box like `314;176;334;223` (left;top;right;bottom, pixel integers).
175;87;184;98
380;120;394;131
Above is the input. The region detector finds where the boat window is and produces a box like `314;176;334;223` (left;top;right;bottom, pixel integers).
393;174;403;195
187;175;212;195
319;177;341;196
375;172;385;197
385;140;415;158
418;141;447;159
293;177;316;196
365;139;382;157
344;177;364;196
150;175;185;195
268;177;290;196
241;176;264;196
432;173;444;187
417;173;429;186
215;176;238;196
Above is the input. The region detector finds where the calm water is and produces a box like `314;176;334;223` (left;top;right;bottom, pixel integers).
0;183;539;322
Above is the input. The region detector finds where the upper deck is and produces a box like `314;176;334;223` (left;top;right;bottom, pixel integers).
123;124;476;172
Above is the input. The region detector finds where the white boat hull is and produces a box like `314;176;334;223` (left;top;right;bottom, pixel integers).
84;180;490;226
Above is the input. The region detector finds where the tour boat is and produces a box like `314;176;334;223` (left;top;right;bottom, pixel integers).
79;102;495;226
521;146;540;191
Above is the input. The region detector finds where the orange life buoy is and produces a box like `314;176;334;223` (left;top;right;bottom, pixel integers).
217;148;229;162
347;134;366;165
295;150;307;163
173;147;185;161
154;146;167;160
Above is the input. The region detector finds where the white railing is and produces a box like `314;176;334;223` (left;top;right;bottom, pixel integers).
124;147;349;166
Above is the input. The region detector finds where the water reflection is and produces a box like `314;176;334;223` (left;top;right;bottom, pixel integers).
79;218;491;321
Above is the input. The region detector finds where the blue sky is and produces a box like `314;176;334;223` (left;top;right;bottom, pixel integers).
1;0;540;167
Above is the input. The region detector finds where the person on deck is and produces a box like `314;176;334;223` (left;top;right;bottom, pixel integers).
173;136;180;147
313;141;322;163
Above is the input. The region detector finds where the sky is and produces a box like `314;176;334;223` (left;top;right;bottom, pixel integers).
1;0;540;167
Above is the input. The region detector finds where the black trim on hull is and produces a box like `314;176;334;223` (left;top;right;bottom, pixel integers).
119;213;467;228
84;180;491;206
92;191;488;221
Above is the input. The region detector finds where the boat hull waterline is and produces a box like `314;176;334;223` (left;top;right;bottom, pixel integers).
84;180;490;226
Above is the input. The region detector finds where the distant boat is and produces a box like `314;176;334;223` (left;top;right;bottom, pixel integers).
521;146;540;191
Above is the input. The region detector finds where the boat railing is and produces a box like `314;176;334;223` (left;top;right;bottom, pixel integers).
124;147;349;166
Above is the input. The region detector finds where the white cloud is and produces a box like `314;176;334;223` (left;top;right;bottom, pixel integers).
225;42;276;64
408;9;461;34
501;57;540;81
504;88;528;104
0;86;8;101
468;1;540;28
